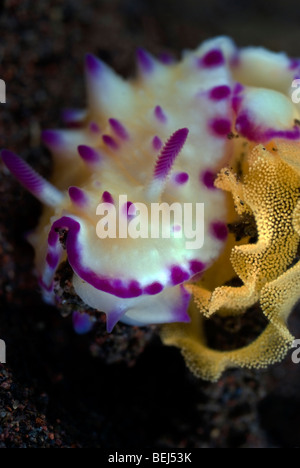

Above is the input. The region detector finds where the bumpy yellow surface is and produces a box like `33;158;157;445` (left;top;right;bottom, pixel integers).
161;141;300;381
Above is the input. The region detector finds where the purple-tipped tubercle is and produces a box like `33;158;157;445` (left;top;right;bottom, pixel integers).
78;145;102;165
174;172;189;185
123;201;136;219
136;48;155;74
144;282;164;295
201;170;217;190
152;136;163;151
85;53;103;77
189;260;206;275
210;221;228;241
102;191;114;204
154;105;167;123
109;118;129;140
102;134;119;151
69;186;89;207
89;122;101;133
170;265;190;286
209;85;231;101
200;49;225;68
210;118;232;137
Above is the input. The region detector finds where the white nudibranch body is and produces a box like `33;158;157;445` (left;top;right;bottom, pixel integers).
3;37;300;333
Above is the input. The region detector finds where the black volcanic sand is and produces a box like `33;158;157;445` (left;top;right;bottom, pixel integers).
1;0;300;448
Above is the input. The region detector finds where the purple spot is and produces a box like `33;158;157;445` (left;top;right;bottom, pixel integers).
102;134;119;150
69;186;88;207
41;130;63;148
136;48;155;74
201;49;225;68
111;280;125;297
173;225;181;232
209;85;231;101
154;105;167;123
78;145;102;164
89;122;101;133
211;221;228;241
85;53;102;76
174;172;189;185
189;260;206;275
73;311;94;335
123;201;136;218
200;170;216;190
110;279;141;299
153;128;189;181
144;282;164;295
210;118;232;137
170;266;190;285
109;118;129;140
128;281;143;297
152;136;163;151
102;191;114;204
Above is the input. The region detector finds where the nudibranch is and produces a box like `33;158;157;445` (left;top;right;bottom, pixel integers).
3;36;300;379
2;37;234;331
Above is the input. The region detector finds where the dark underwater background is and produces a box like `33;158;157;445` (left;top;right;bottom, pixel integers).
1;0;300;448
